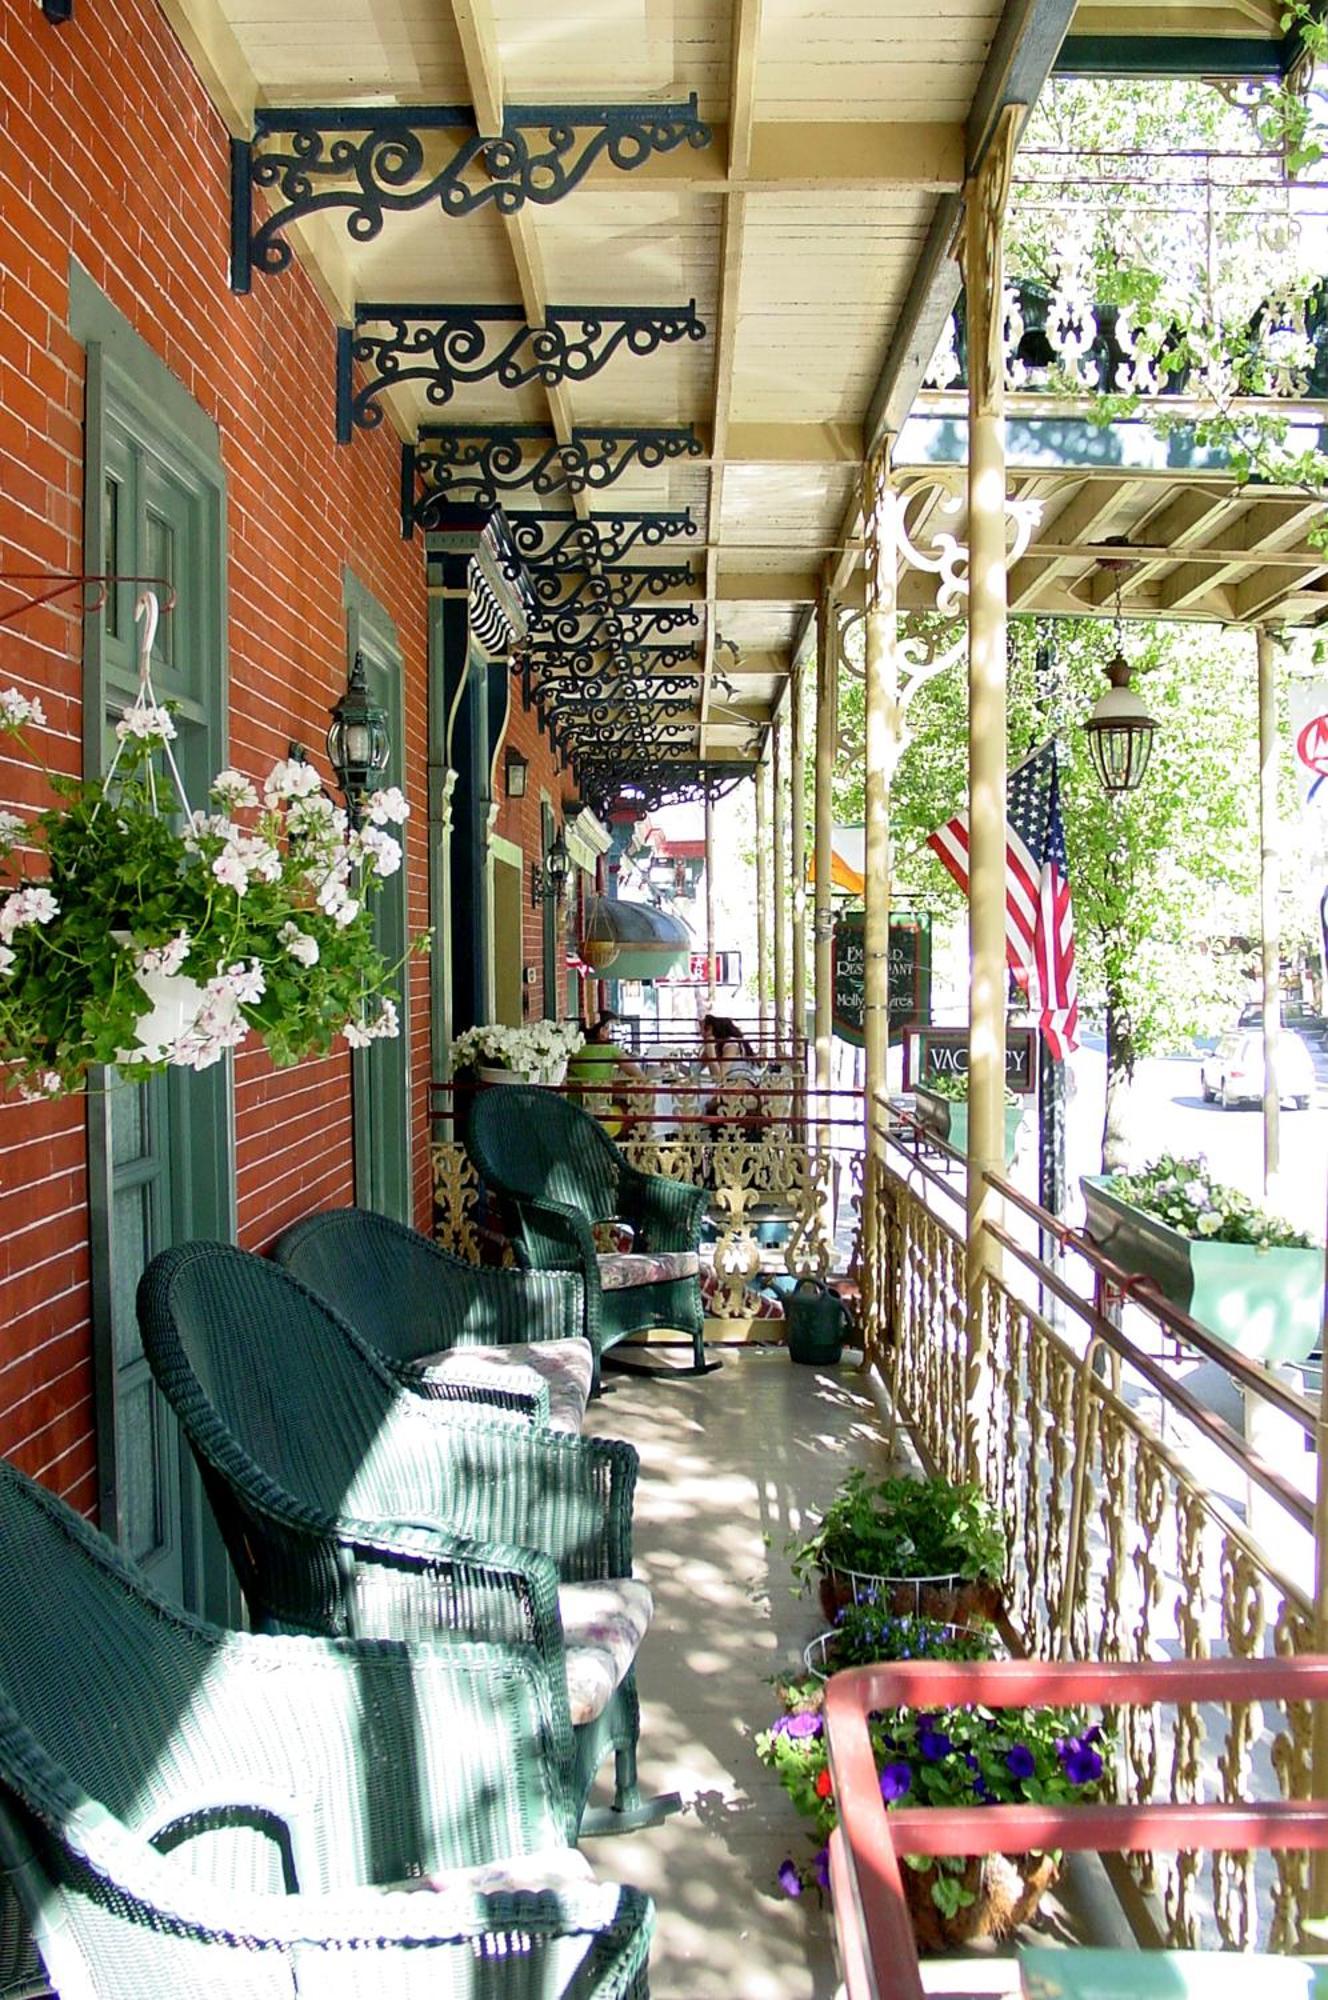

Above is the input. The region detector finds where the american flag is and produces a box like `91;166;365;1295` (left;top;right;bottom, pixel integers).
925;741;1080;1060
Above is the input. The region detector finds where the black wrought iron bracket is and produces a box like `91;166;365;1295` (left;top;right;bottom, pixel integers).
337;304;705;441
529;601;700;645
402;427;703;535
529;562;697;612
231;99;711;293
507;509;698;570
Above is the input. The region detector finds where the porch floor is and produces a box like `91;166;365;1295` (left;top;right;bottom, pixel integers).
581;1344;890;1998
581;1345;1133;2000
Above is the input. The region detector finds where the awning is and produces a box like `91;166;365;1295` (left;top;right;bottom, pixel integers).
592;899;693;983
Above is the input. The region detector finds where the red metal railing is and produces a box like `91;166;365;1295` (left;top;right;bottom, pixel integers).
824;1656;1328;2000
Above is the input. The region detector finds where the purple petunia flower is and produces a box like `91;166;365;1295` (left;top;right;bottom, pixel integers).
1059;1738;1104;1786
777;1858;803;1898
813;1845;831;1890
918;1726;952;1762
774;1711;823;1741
1005;1743;1036;1780
879;1761;913;1802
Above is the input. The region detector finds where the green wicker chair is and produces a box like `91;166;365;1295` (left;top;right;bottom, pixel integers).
271;1207;592;1434
465;1086;714;1388
138;1240;675;1835
0;1455;653;1999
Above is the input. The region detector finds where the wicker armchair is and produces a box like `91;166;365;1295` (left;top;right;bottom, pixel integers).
272;1207;592;1434
0;1456;653;1999
138;1241;673;1834
466;1086;713;1387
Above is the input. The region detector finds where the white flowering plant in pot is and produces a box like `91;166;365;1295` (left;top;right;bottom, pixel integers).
0;673;421;1098
450;1019;584;1086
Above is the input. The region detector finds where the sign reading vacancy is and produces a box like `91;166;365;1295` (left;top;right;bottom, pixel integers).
909;1025;1038;1096
832;911;932;1049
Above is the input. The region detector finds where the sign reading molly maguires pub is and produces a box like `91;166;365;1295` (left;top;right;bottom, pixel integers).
832;911;932;1048
909;1024;1038;1096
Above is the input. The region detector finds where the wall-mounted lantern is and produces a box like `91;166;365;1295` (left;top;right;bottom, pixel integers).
326;651;390;827
505;747;529;799
531;829;570;907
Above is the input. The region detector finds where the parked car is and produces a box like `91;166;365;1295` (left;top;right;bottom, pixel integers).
1201;1029;1316;1109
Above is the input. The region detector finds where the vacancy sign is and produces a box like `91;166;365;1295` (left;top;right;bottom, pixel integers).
1291;680;1328;815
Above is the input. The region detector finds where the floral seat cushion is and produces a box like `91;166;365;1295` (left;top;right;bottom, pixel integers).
417;1337;593;1434
597;1249;700;1293
558;1577;653;1727
392;1846;595;1896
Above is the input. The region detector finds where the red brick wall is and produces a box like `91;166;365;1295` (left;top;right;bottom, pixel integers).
0;0;432;1509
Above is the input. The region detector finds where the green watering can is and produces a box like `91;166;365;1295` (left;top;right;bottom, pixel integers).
785;1277;846;1366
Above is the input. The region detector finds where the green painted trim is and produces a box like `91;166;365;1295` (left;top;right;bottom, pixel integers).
489;832;523;868
1055;34;1283;75
344;571;413;1225
75;287;237;1623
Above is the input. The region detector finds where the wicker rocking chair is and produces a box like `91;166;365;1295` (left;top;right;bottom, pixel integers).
466;1085;714;1389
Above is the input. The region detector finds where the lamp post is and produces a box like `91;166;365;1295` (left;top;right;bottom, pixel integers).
326;652;390;827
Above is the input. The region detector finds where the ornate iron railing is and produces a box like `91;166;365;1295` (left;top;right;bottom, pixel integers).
870;1110;1323;1949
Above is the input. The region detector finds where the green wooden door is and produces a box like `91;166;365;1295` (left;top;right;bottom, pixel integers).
85;358;234;1617
351;641;411;1223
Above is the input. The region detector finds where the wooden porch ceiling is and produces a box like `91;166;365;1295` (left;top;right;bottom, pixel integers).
162;0;1294;789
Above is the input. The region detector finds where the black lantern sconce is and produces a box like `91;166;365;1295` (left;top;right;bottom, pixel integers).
1085;561;1158;796
505;747;529;799
531;829;570;908
326;651;390;827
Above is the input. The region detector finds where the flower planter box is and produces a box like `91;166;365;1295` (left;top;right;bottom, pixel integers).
1081;1174;1322;1365
914;1086;1025;1164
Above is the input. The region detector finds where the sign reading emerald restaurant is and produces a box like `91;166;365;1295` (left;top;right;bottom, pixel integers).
832;911;932;1047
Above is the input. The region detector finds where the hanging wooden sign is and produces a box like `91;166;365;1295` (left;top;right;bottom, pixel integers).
832;910;932;1049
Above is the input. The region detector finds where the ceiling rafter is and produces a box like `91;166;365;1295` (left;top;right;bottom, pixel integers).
700;0;763;761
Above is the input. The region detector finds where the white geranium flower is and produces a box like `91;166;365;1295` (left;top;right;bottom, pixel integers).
137;932;192;976
212;848;250;895
366;786;410;827
211;769;259;810
342;1017;374;1049
115;702;177;743
263;759;324;806
0;886;59;942
286;793;338;839
0;690;46;729
1195;1210;1223;1236
17;1069;62;1099
344;997;399;1048
211;960;266;1008
0;945;14;975
278;921;319;968
0;811;25;847
332;895;360;929
352;826;402;878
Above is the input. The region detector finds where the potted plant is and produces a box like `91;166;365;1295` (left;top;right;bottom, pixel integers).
802;1604;997;1682
757;1674;1109;1948
0;683;416;1095
1081;1152;1321;1365
450;1019;584;1088
912;1071;1027;1162
787;1470;1005;1625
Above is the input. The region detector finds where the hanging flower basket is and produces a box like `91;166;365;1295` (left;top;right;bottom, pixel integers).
0;593;421;1097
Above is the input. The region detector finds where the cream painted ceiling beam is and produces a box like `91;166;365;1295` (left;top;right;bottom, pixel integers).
1007;478;1136;609
700;0;760;754
1234;563;1328;621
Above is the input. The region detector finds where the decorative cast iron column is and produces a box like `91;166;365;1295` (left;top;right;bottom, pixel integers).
772;705;788;1057
705;787;717;1011
814;590;838;1132
862;443;899;1343
791;646;808;1062
963;106;1021;1474
1257;624;1282;1194
755;760;770;1040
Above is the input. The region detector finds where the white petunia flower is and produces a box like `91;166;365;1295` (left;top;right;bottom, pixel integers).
366;786;410;827
211;769;259;810
115;702;177;742
137;932;192;976
264;759;324;806
278;921;319;968
0;690;46;730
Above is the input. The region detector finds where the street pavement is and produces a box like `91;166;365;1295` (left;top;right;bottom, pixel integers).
1062;1031;1328;1241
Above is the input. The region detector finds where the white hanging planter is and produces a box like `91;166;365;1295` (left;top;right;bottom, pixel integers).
111;932;238;1067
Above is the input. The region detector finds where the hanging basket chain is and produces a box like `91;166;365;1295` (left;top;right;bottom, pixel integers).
93;591;194;828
